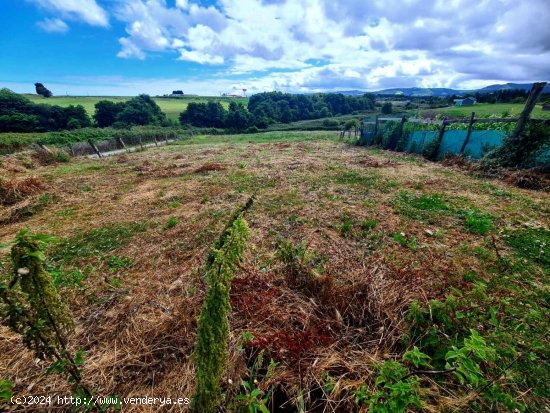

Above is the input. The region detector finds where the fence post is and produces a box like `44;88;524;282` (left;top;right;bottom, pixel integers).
154;136;159;147
509;82;547;141
88;140;102;158
164;134;168;144
460;112;476;154
389;116;407;150
374;115;379;142
139;136;144;150
433;121;447;159
38;144;53;155
117;137;127;150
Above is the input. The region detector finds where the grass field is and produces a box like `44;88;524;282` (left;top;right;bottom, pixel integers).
25;94;249;122
425;102;550;119
1;132;548;411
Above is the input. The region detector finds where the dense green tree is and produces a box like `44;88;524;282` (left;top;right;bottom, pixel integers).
94;100;126;127
225;102;250;130
34;83;52;98
116;95;167;126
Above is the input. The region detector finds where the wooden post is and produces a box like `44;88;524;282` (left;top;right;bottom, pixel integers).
139;136;144;150
373;115;380;143
164;134;168;144
117;137;127;150
509;82;547;141
88;139;102;158
38;144;53;155
154;136;159;147
460;112;476;153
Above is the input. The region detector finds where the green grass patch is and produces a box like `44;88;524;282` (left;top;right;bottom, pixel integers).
52;222;147;264
504;227;550;269
392;190;450;222
459;210;494;235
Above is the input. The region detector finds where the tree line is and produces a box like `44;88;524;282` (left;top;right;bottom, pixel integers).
0;89;170;133
178;92;376;130
0;89;90;132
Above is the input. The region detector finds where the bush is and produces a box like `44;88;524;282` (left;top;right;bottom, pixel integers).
381;102;393;114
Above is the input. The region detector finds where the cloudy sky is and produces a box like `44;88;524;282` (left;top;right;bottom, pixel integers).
1;0;549;96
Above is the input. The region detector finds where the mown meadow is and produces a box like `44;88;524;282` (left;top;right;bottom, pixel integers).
1;131;548;412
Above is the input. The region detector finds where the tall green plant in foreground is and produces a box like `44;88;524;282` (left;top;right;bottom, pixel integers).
193;214;250;412
0;230;92;402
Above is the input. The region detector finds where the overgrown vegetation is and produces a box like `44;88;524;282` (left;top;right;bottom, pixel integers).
0;230;94;407
193;206;251;412
1;131;548;412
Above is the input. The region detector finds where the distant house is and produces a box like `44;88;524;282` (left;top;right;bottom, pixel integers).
542;104;550;111
454;97;476;106
171;90;184;97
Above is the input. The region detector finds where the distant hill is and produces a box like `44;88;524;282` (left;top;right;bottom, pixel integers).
333;83;549;97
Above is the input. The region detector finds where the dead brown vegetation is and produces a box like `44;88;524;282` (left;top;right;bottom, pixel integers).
0;176;45;206
194;163;226;173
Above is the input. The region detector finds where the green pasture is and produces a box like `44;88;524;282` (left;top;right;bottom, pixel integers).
425;103;550;119
24;95;249;122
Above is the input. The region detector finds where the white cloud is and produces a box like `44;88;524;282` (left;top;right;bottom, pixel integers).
36;17;69;33
28;0;550;91
29;0;109;27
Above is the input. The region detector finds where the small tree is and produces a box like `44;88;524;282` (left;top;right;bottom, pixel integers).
34;83;52;98
381;102;393;114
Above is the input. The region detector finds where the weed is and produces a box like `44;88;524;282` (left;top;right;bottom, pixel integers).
170;200;181;208
504;227;549;269
459;210;493;235
193;214;250;412
50;267;89;291
106;255;133;271
393;232;417;251
164;217;179;230
361;218;377;233
481;182;512;198
57;208;74;217
340;214;353;237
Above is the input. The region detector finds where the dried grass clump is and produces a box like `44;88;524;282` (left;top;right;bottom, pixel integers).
441;154;476;170
194;163;226;173
355;155;399;168
31;147;70;165
505;169;550;191
0;176;45;206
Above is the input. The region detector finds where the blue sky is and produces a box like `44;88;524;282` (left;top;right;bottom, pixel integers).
1;0;549;96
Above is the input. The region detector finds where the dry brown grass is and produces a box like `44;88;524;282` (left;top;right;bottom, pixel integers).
0;133;548;412
194;162;226;173
0;176;45;206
